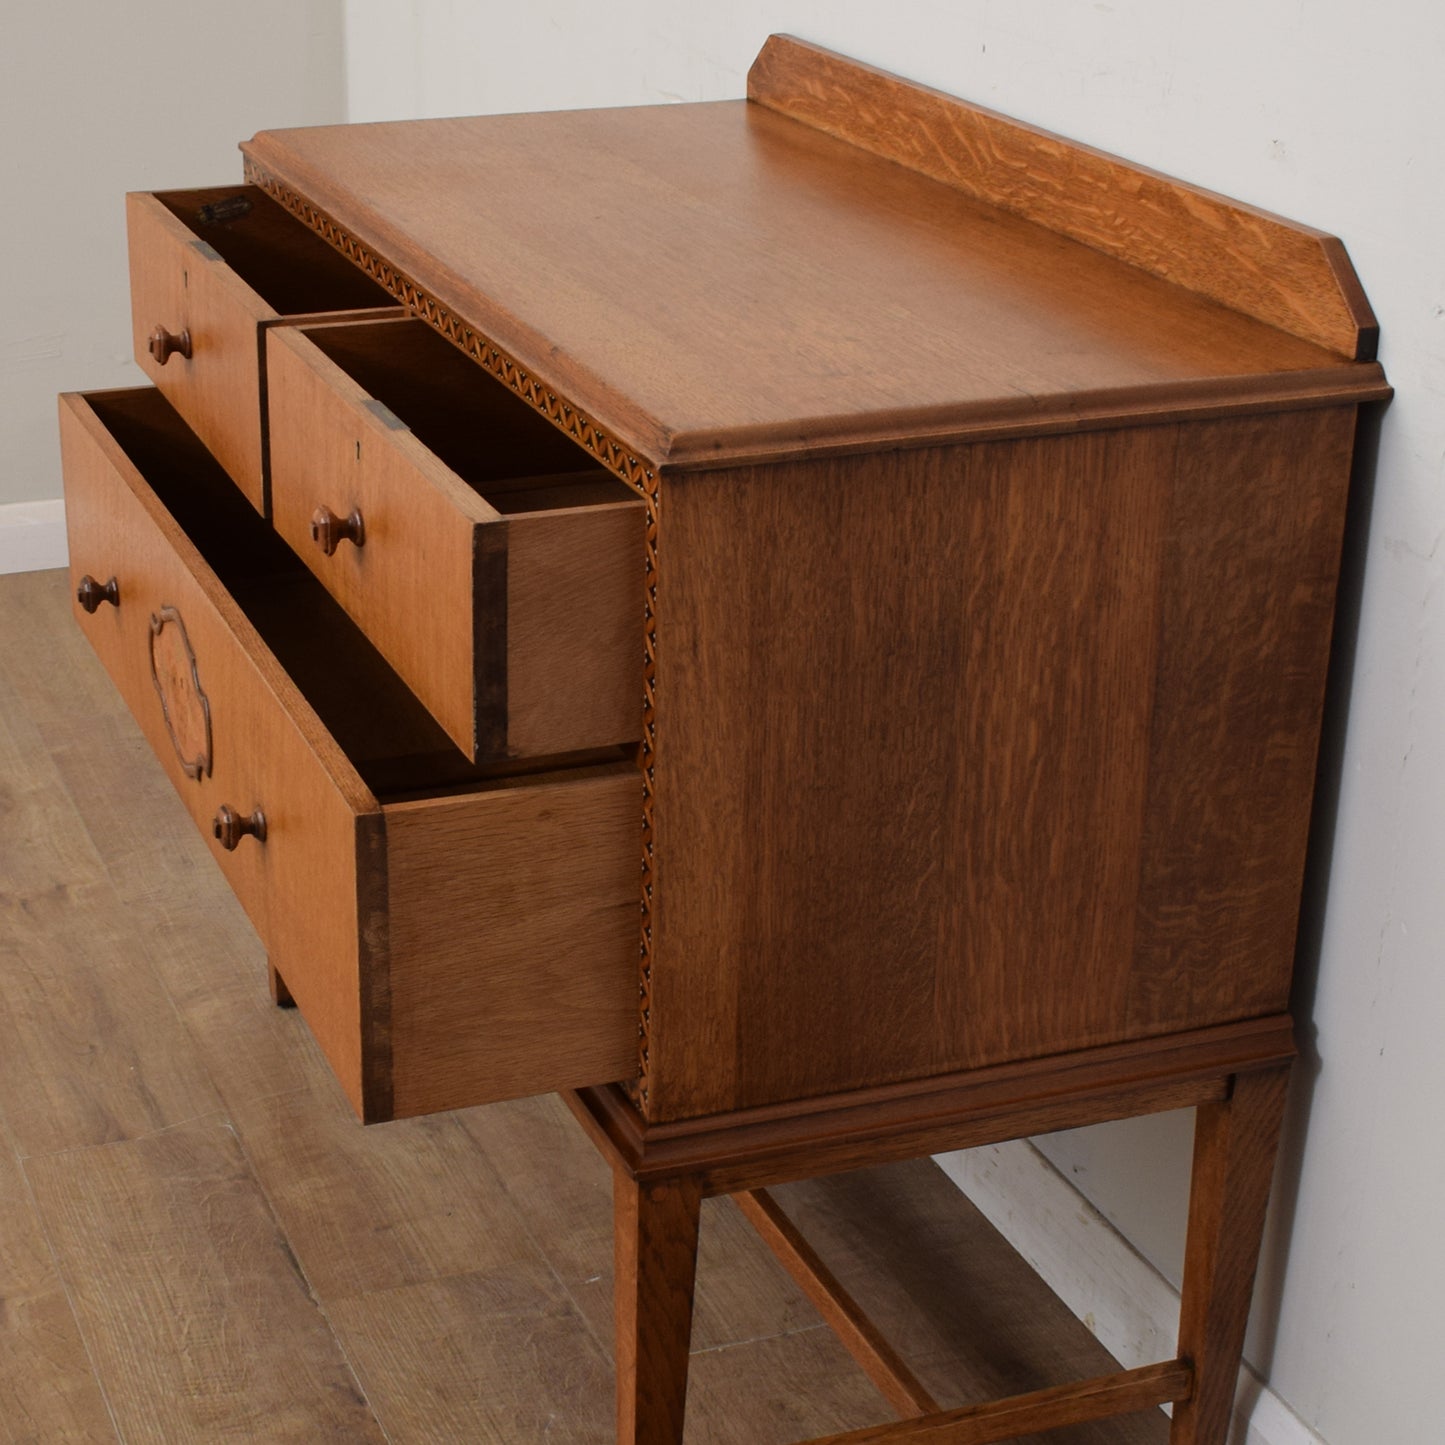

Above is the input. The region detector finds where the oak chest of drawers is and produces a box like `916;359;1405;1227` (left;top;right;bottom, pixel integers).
61;35;1389;1445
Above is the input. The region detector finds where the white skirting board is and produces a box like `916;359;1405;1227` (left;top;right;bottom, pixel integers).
934;1141;1322;1445
0;499;68;575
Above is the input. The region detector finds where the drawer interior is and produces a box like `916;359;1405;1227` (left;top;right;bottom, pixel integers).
86;388;631;799
154;186;393;316
299;318;638;511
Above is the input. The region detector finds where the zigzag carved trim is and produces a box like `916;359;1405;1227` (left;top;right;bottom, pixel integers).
244;161;659;1107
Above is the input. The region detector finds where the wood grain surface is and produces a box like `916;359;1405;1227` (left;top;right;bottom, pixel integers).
0;566;1175;1445
570;1019;1292;1198
383;766;641;1117
266;318;500;755
802;1362;1189;1444
748;35;1376;360
646;411;1350;1122
1170;1067;1291;1444
241;97;1384;471
61;388;642;1124
733;1188;941;1419
614;1171;704;1444
770;1161;1173;1439
128;190;274;509
128;186;394;511
0;1087;116;1442
26;1118;384;1442
268;320;645;760
457;1092;823;1354
61;387;379;1115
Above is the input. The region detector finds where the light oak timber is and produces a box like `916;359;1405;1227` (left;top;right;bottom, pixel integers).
0;908;223;1162
382;769;640;1118
61;386;382;1117
128;186;395;512
178;973;326;1117
61;388;640;1123
240;101;1384;475
802;1361;1192;1445
267;318;645;761
681;1329;913;1445
748;34;1375;361
1170;1067;1291;1444
567;1017;1295;1196
648;414;1344;1122
733;1188;941;1419
768;1161;1167;1437
26;1118;383;1442
614;1170;704;1445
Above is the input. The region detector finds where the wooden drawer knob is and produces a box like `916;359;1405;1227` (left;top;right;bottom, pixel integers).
213;805;267;851
148;325;192;365
311;505;365;556
76;574;120;613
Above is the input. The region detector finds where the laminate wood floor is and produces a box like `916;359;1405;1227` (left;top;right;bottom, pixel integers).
0;568;1168;1444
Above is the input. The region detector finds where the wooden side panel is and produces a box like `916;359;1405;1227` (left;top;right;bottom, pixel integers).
648;434;1169;1119
1125;407;1359;1034
647;414;1354;1121
266;324;497;757
748;35;1376;360
60;389;377;1116
506;501;646;757
383;765;641;1117
128;193;274;510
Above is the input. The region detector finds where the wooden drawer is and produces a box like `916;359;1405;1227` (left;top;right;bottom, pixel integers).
267;318;646;760
60;387;641;1122
127;185;397;514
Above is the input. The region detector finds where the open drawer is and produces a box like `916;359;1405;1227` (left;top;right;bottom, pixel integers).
60;387;641;1121
128;185;398;514
266;318;646;760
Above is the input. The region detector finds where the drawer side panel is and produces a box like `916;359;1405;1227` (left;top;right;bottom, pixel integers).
506;503;646;757
384;767;641;1116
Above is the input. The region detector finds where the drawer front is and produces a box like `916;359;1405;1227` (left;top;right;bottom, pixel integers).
128;187;396;514
61;388;640;1120
128;191;276;512
62;387;379;1105
267;320;646;761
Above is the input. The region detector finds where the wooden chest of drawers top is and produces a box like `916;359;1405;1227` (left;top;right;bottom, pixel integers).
240;34;1383;476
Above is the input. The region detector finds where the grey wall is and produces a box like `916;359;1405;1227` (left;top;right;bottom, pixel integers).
1;2;347;506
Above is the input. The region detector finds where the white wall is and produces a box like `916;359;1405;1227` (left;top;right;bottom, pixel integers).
344;5;1443;1443
0;1;346;511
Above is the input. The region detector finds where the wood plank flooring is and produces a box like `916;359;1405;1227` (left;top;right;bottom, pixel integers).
0;568;1168;1443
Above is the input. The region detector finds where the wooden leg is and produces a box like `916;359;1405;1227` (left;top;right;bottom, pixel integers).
614;1170;704;1445
1170;1065;1290;1444
268;960;295;1008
